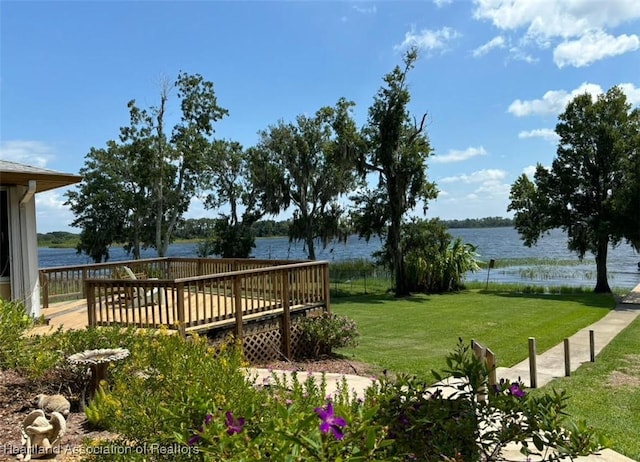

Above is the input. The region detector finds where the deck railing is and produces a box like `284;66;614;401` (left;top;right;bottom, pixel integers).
39;257;300;308
84;260;330;344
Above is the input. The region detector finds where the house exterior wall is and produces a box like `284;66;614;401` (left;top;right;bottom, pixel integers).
6;185;41;317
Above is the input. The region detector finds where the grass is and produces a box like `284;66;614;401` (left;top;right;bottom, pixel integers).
332;289;615;380
540;315;640;460
476;257;587;269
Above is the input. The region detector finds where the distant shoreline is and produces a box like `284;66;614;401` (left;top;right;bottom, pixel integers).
37;221;516;249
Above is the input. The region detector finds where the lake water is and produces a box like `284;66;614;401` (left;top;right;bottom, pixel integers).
38;228;640;289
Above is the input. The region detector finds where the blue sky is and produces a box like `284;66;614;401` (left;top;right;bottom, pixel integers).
2;1;639;233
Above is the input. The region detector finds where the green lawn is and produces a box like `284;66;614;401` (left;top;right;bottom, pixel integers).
332;289;615;380
541;315;640;460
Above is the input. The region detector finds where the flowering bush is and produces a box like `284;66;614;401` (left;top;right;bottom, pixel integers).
78;330;604;461
298;311;359;358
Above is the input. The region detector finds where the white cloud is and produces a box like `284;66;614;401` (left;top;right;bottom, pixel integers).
523;165;538;178
0;140;54;167
509;82;640;117
620;83;640;105
35;188;79;233
395;27;461;53
183;196;209;220
432;170;511;219
473;36;506;57
431;146;487;164
508;46;538;63
472;0;640;66
554;30;640;68
440;169;507;184
352;4;377;14
433;0;453;7
518;128;560;142
508;82;604;116
474;0;640;39
475;181;510;196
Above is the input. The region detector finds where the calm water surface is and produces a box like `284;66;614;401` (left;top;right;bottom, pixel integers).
38;228;640;289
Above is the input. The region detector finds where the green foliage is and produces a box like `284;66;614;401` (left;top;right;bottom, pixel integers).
10;325;142;393
8;311;605;461
403;218;480;293
444;217;514;228
66;72;227;261
374;218;479;293
299;312;359;358
351;48;438;297
0;298;33;369
431;339;604;461
85;381;120;429
199;140;274;258
82;334;602;461
36;231;79;248
255;98;360;260
198;218;255;258
375;371;480;461
508;86;640;293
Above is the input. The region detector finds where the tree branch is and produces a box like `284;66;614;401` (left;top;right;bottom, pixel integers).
407;113;427;144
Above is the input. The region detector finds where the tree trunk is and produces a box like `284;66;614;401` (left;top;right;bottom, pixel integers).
390;218;409;297
307;237;316;261
306;216;316;260
594;237;611;293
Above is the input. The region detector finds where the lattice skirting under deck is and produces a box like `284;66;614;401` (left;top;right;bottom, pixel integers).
206;306;324;363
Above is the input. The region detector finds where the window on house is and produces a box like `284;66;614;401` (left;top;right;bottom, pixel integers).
0;190;9;278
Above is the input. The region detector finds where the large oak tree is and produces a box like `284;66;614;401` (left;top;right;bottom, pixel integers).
255;99;360;260
508;86;640;293
66;72;227;261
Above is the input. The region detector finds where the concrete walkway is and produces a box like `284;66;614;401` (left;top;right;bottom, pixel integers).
485;285;640;462
496;304;640;389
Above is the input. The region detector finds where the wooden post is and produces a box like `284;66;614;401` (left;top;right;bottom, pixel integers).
322;263;331;314
86;280;95;327
564;338;571;377
486;349;497;390
176;282;186;337
40;272;49;309
81;268;88;297
281;270;291;359
233;276;244;339
528;337;537;389
471;339;487;401
589;330;595;362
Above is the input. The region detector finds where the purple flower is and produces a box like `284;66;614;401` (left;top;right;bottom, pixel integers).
509;383;526;398
225;410;245;435
188;413;214;446
314;401;347;440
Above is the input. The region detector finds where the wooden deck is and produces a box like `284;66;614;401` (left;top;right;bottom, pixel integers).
30;299;91;335
31;293;316;337
35;257;330;360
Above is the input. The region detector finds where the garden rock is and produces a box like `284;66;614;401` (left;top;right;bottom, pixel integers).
34;394;70;417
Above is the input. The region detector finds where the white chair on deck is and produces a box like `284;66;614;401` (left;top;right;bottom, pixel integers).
120;266;162;308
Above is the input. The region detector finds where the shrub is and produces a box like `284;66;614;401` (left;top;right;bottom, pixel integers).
375;372;480;461
75;333;606;461
0;298;34;370
298;311;359;358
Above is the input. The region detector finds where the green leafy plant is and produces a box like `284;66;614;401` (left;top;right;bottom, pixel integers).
431;339;605;461
375;372;480;461
299;312;359;358
0;298;33;369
